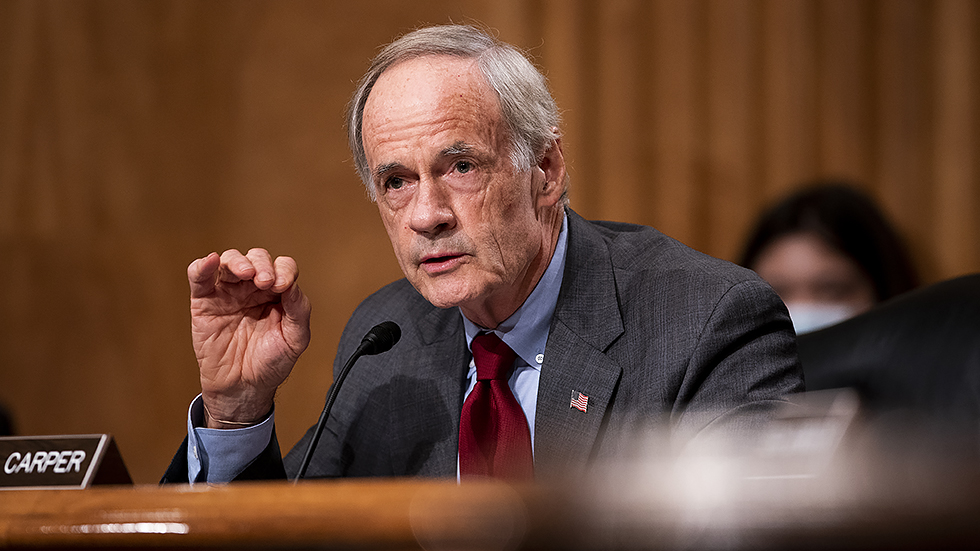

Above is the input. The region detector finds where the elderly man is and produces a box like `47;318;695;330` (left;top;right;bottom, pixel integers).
163;25;802;484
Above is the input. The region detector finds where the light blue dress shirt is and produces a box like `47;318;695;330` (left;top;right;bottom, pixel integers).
459;213;569;456
187;214;568;483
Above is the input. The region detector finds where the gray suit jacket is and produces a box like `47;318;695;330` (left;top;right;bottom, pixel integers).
163;209;803;482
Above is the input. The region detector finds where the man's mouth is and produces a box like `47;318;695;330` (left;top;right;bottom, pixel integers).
420;253;465;273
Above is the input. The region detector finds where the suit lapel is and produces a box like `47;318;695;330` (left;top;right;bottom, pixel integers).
395;301;468;477
387;211;625;478
534;211;625;478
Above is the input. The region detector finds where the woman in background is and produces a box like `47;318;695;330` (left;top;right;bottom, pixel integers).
740;182;919;334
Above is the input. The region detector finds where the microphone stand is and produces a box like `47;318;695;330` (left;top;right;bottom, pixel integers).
294;322;400;481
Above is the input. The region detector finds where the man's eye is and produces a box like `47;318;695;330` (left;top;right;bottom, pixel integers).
386;177;405;190
455;160;473;174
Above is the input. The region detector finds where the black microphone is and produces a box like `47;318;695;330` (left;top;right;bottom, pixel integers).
294;321;401;481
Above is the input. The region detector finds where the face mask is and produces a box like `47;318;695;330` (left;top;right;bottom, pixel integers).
784;302;857;335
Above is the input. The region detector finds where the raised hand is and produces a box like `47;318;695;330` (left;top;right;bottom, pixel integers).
188;248;312;428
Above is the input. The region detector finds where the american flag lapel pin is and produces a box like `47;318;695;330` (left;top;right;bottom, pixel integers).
570;390;589;413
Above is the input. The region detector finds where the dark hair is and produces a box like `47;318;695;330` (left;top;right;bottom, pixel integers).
739;182;919;302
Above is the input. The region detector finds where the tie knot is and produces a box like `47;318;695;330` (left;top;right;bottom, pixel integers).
471;332;517;381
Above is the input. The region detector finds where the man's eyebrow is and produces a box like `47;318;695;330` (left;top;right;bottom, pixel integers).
373;142;476;179
374;162;403;179
441;141;474;157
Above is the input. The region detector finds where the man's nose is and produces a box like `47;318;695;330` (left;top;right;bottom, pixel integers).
409;177;455;235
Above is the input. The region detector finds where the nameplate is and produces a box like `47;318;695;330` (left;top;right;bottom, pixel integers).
0;434;132;490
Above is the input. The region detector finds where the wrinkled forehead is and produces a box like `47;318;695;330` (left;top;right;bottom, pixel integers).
360;56;508;160
364;56;500;128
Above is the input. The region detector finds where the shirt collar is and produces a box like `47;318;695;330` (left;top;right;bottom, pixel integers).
462;212;568;369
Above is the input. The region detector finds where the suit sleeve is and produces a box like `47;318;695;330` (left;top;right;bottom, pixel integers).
160;396;286;484
673;277;805;440
160;430;286;483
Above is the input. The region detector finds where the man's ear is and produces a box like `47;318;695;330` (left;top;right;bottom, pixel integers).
535;135;566;207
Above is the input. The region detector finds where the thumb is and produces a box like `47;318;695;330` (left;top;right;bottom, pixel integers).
188;252;220;298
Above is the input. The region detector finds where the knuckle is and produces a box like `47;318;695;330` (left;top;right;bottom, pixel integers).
276;256;298;271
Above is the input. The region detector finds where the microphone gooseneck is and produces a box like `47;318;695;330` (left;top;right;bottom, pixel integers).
294;321;401;481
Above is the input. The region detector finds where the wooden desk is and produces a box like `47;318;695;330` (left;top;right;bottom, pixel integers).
0;479;559;550
4;469;980;550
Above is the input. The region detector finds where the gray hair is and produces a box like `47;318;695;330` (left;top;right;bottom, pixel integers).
347;25;561;200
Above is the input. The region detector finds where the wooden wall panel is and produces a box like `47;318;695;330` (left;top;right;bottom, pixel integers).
649;0;704;248
539;0;590;206
874;0;936;277
817;0;873;182
1;0;978;483
541;0;601;215
705;0;761;261
933;0;979;280
762;0;819;199
595;0;646;222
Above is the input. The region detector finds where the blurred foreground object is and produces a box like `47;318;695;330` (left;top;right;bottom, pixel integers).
6;393;980;550
798;273;980;439
582;389;980;550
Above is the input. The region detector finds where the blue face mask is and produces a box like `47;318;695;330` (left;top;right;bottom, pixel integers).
784;302;858;335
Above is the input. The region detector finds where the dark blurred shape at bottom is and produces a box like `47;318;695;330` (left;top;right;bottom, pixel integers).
574;389;980;550
798;273;980;441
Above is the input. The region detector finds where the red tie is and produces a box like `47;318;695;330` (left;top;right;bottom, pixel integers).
458;332;533;480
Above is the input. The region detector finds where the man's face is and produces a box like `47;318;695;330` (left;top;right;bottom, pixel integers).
360;55;564;327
